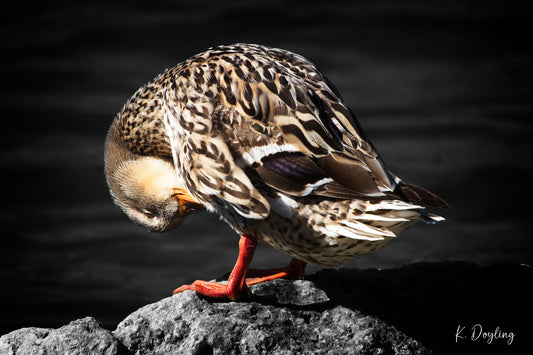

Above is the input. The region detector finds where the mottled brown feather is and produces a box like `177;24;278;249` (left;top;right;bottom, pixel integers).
107;44;448;265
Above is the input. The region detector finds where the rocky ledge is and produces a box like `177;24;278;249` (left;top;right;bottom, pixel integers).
1;262;530;354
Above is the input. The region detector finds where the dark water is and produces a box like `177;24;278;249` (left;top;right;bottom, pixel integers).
1;0;532;336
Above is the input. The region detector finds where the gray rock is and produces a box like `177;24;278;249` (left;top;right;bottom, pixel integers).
114;279;431;355
249;278;330;305
0;317;120;355
5;263;529;354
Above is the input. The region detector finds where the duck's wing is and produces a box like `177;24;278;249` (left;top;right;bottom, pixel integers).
165;44;446;220
212;45;400;198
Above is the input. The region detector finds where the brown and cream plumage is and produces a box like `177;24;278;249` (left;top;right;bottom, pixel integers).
104;44;448;300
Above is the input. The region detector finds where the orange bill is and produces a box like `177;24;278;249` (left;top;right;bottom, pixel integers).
172;188;203;214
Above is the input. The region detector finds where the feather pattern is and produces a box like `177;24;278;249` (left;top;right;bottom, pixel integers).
111;43;448;266
161;44;404;212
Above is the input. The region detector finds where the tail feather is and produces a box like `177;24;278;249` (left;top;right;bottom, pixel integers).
396;181;450;209
420;211;446;224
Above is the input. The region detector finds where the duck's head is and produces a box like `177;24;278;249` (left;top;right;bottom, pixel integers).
104;120;201;233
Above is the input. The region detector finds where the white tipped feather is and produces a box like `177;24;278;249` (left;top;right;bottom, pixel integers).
270;194;298;218
241;143;299;166
424;213;446;223
300;177;334;196
357;214;410;222
342;220;397;237
429;214;445;222
326;224;385;241
365;200;423;212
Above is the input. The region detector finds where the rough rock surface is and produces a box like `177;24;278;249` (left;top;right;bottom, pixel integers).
1;262;530;354
0;317;121;355
114;279;429;354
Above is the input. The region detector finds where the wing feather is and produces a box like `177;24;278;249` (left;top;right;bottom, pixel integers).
163;44;446;221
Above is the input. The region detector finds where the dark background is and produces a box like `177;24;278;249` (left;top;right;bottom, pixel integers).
1;0;531;344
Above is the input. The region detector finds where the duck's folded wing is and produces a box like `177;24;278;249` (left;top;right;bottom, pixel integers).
216;46;399;199
165;44;443;221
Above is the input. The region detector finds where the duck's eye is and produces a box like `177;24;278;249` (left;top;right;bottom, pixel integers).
142;209;156;219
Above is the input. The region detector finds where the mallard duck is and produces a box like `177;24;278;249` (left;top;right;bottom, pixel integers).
104;44;448;300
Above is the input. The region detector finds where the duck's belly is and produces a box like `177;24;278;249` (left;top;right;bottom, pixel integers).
224;197;421;266
249;213;395;266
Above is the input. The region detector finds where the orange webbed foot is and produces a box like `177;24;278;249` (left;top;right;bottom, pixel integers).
173;280;251;301
173;235;257;301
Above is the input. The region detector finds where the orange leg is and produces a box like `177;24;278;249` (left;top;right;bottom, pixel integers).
173;235;308;300
173;234;258;301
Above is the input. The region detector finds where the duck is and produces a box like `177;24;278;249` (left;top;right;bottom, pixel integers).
104;43;448;300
